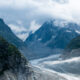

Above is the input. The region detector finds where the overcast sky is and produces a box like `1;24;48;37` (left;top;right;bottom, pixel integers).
0;0;80;40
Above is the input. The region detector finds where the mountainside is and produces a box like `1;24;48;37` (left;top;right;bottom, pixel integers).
0;19;25;47
62;35;80;59
0;36;34;80
0;35;68;80
25;20;80;59
0;18;32;59
66;36;80;50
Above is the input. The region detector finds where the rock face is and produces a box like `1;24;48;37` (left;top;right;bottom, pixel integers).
0;35;68;80
0;18;32;59
66;36;80;50
62;36;80;59
0;36;33;80
25;20;80;59
0;18;25;48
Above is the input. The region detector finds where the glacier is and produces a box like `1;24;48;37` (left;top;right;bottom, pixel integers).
31;54;80;80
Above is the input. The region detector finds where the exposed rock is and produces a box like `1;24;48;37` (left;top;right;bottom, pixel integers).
0;36;34;80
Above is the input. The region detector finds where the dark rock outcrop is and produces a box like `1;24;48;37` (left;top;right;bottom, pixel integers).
62;36;80;59
0;36;33;80
0;18;32;59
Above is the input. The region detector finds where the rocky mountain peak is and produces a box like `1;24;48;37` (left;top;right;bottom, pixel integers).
0;18;4;24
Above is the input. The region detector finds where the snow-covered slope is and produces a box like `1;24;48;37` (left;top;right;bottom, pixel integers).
31;54;80;80
33;66;67;80
25;20;80;59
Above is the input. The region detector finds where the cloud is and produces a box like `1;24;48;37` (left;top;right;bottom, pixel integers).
1;0;80;23
17;33;29;41
0;0;13;7
29;20;41;33
8;21;41;40
8;24;28;41
9;24;27;33
1;0;80;40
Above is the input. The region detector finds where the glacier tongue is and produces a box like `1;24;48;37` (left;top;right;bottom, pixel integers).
31;54;80;80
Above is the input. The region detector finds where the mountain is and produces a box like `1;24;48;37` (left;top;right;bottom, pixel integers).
62;35;80;59
0;36;34;80
0;19;24;47
25;20;80;59
66;36;80;50
0;35;68;80
0;18;32;59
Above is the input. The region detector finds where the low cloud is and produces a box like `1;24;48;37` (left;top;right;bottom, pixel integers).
1;0;80;23
29;20;41;33
9;24;27;33
8;21;41;40
1;0;80;40
17;33;29;41
8;24;28;41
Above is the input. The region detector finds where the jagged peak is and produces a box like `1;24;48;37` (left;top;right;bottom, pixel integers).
0;18;4;24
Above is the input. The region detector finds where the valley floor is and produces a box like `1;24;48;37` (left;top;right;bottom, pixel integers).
30;54;80;80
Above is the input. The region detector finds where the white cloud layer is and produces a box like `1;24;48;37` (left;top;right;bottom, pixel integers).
1;0;80;40
9;24;27;33
8;21;41;40
0;0;80;22
29;20;41;33
8;24;28;41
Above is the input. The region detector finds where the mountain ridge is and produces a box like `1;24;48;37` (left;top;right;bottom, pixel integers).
0;18;32;59
62;35;80;59
0;36;34;80
25;20;80;59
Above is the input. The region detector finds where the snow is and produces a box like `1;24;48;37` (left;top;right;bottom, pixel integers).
53;20;68;27
44;57;80;65
38;38;42;41
31;55;80;80
66;30;71;32
52;35;56;39
34;65;80;80
44;35;56;46
75;30;80;34
30;54;60;65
